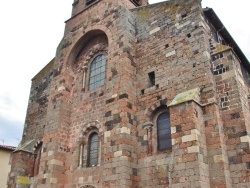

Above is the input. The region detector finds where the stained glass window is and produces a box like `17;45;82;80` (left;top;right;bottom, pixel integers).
89;54;106;91
88;132;99;167
157;112;172;150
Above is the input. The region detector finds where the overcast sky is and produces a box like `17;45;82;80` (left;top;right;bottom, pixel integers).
0;0;249;147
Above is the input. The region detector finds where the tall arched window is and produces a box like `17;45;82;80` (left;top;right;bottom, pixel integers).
157;112;172;150
87;132;99;167
89;54;106;91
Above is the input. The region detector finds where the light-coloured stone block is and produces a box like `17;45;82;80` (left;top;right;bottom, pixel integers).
88;176;93;182
151;20;157;25
104;131;110;138
171;127;176;134
166;50;176;58
182;133;199;143
199;21;206;29
58;86;65;91
143;135;147;141
114;151;122;157
172;138;176;145
207;97;216;103
187;146;199;153
50;178;57;183
214;155;225;163
149;27;160;35
112;94;117;98
203;51;210;61
191;129;201;136
176;21;190;29
121;127;130;134
79;177;84;184
240;135;250;143
221;70;235;80
48;159;63;166
48;151;54;156
43;173;51;178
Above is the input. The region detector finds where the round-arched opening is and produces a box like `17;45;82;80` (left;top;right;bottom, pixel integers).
67;29;109;70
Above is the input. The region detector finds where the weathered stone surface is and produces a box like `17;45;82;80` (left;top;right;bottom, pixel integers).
8;0;250;188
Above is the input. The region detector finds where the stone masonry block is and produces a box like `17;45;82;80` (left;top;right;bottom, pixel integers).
58;86;66;91
121;127;130;134
171;127;176;134
114;151;122;157
48;159;63;166
48;151;54;156
240;135;250;144
104;131;111;138
214;155;225;163
149;27;160;35
191;129;201;136
79;177;84;184
187;146;200;153
182;129;200;142
166;50;176;58
49;178;57;183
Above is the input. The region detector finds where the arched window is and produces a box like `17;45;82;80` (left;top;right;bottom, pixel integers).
157;112;172;150
89;54;106;91
87;132;99;167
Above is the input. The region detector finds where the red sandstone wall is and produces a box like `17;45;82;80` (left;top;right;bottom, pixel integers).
8;0;250;187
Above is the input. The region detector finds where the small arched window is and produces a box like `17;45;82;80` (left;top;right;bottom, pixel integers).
157;112;172;150
87;132;99;167
89;54;106;91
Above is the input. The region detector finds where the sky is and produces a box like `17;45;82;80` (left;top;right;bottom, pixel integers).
0;0;249;147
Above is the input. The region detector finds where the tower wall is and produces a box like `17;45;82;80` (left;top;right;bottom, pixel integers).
8;0;250;187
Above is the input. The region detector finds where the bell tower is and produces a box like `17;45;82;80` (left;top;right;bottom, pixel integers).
71;0;148;16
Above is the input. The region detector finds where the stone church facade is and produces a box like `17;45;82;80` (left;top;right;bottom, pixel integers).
8;0;250;187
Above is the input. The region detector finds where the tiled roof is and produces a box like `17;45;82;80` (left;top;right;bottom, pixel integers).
0;144;16;151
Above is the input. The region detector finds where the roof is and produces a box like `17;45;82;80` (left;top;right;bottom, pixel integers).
203;7;250;72
13;140;36;154
0;144;16;151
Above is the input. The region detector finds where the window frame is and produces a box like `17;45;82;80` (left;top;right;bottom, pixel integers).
87;132;99;167
88;53;107;91
152;107;172;152
156;112;172;151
